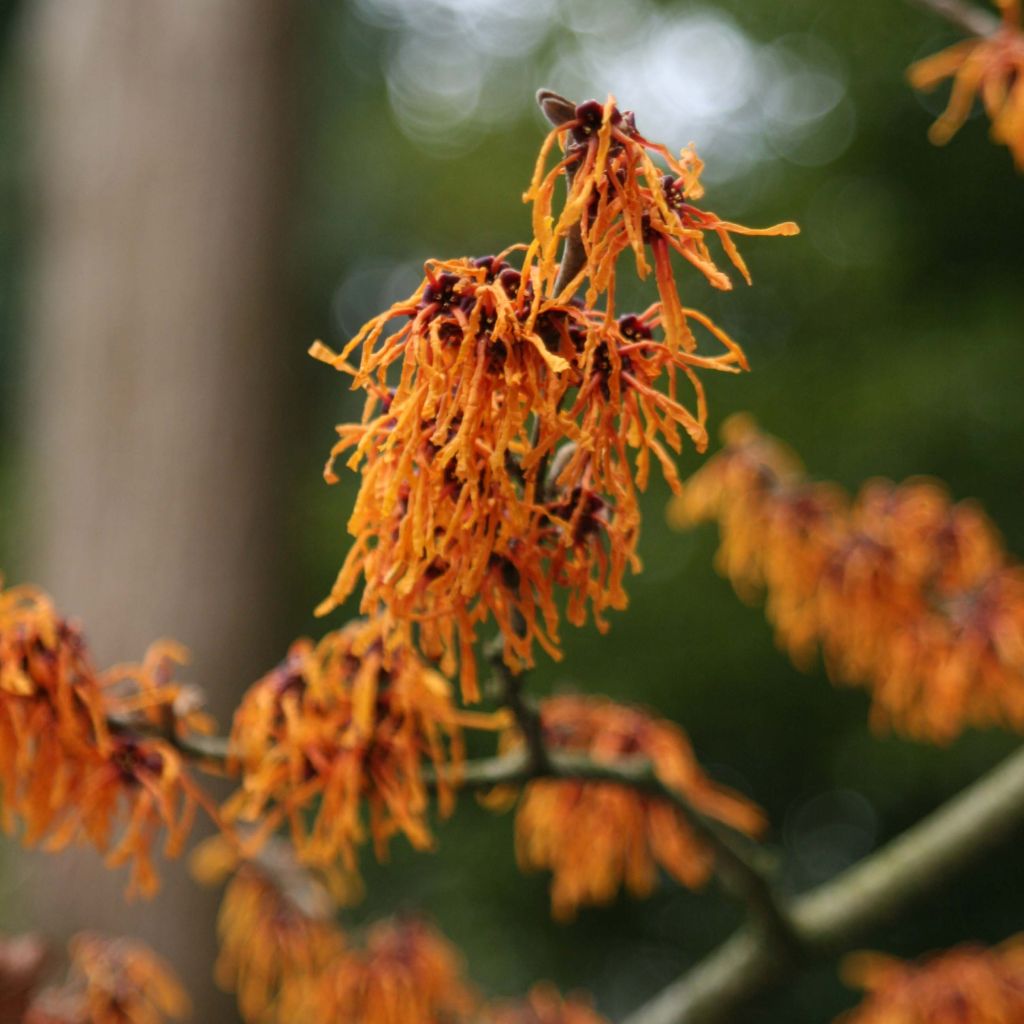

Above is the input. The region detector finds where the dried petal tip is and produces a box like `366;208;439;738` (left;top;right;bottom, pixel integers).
536;89;577;127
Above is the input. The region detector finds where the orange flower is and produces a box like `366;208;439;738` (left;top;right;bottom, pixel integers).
57;731;215;899
310;251;577;698
485;983;610;1024
0;584;107;843
0;581;217;897
909;1;1024;169
191;835;346;1024
25;932;189;1024
194;835;476;1024
564;309;741;461
839;938;1024;1023
672;416;1024;742
225;617;504;872
524;96;798;349
503;694;765;920
318;916;477;1024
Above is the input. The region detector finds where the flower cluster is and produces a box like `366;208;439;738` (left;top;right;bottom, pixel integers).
225;616;504;872
909;0;1024;169
0;582;217;897
485;984;610;1024
24;932;188;1024
195;834;476;1024
497;694;765;920
313;97;797;695
839;939;1024;1023
672;415;1024;742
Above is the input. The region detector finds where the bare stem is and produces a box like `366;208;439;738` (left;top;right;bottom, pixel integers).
623;742;1024;1024
906;0;1001;35
107;711;231;765
535;88;588;298
484;633;551;775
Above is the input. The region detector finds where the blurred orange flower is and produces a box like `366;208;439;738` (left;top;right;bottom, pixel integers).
192;835;346;1024
909;0;1024;169
25;932;189;1024
1;585;107;842
839;938;1024;1023
501;694;765;920
319;916;477;1024
485;983;609;1024
672;415;1024;742
194;834;479;1024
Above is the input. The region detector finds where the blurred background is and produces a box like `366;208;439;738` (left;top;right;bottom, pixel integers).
0;0;1022;1020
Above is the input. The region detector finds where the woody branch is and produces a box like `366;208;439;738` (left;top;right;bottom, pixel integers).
622;741;1024;1024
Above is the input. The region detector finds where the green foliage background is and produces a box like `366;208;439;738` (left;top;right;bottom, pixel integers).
1;1;1022;1019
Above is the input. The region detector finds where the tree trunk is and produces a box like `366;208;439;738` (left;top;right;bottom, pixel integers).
17;2;298;1016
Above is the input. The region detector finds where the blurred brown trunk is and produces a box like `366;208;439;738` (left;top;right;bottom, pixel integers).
18;1;298;1017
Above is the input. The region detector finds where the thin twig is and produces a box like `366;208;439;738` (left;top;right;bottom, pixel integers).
622;742;1024;1024
484;633;551;775
168;730;231;763
907;0;1001;35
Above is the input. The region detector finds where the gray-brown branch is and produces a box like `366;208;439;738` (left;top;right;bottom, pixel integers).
622;742;1024;1024
484;632;551;775
131;701;786;941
